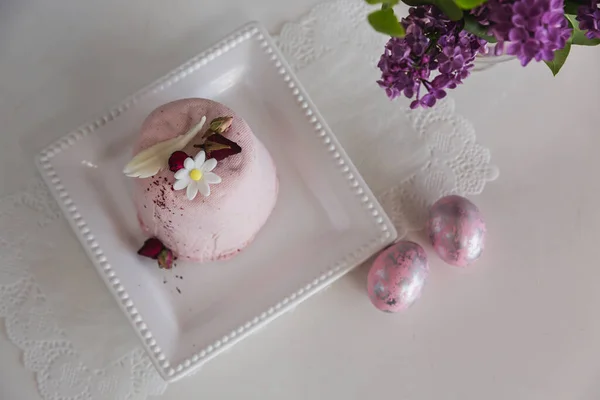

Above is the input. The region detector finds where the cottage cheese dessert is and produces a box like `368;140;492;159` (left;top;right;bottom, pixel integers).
125;98;278;265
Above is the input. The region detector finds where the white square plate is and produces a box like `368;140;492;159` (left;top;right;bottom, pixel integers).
36;22;397;381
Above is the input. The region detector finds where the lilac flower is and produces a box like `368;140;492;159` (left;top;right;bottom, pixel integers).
577;0;600;39
476;0;571;66
377;5;486;108
470;4;493;26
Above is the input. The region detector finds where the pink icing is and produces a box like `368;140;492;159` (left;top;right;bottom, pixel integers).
367;241;429;313
132;98;278;262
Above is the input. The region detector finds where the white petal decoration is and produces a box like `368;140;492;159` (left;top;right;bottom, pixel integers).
186;183;199;200
173;178;189;191
194;150;206;166
174;169;188;180
202;158;217;172
136;169;161;179
123;139;179;175
197;180;210;197
125;154;163;178
203;172;222;184
184;158;195;171
123;116;206;178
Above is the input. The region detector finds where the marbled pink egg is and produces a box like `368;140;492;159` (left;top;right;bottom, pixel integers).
428;195;486;267
367;241;429;313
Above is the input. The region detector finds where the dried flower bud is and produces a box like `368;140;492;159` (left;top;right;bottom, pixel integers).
200;133;242;161
137;238;164;259
157;248;174;269
168;151;188;172
208;116;233;134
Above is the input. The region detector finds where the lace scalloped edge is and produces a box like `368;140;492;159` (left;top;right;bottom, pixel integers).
0;180;167;400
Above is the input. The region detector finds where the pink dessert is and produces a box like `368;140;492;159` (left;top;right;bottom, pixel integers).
131;98;278;263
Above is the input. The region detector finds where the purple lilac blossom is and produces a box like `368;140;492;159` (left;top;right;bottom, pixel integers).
577;0;600;39
474;0;571;66
377;5;486;109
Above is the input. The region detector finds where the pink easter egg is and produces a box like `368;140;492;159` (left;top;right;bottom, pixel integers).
428;195;486;267
367;241;429;312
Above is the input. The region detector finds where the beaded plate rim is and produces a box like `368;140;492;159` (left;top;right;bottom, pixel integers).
35;21;397;382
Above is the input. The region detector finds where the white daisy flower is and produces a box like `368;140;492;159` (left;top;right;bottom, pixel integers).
173;151;222;200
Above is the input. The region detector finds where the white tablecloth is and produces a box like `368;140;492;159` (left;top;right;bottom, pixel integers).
2;0;600;399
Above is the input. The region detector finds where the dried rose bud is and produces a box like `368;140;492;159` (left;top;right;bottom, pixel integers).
201;133;242;161
168;151;188;172
137;238;164;259
208;116;233;134
157;248;174;269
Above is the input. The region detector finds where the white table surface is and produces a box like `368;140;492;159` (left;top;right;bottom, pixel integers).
2;0;600;399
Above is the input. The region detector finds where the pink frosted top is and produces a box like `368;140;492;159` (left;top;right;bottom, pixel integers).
132;98;278;262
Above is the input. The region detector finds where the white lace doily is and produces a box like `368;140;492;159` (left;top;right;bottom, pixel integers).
0;181;167;399
0;1;497;399
276;0;498;237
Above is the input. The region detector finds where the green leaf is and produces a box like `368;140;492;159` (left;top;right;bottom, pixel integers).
463;14;497;42
572;31;600;46
566;14;600;46
400;0;430;5
544;40;571;76
433;0;463;20
453;0;488;10
563;1;581;15
367;8;406;37
365;0;400;4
